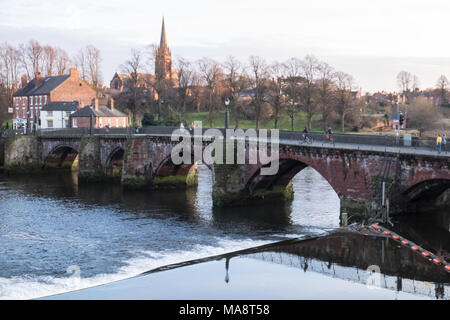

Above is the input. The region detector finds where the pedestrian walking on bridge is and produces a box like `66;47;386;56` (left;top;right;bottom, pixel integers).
441;134;446;152
436;134;442;154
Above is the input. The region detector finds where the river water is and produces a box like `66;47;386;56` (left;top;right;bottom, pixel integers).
0;165;448;299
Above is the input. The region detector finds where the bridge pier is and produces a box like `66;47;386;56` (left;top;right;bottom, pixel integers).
212;163;294;207
4;136;41;172
121;137;152;189
78;136;105;183
340;196;374;223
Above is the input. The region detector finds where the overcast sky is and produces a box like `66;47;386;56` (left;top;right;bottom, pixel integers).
1;0;450;93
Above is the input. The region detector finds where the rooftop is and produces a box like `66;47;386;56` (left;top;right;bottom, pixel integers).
13;75;70;97
71;105;127;118
41;101;79;112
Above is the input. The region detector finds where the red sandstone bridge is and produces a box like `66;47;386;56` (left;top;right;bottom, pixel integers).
2;127;449;221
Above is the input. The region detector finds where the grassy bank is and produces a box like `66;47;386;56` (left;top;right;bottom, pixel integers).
183;111;390;135
184;111;325;132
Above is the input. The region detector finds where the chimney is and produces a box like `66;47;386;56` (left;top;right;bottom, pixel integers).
69;68;78;78
35;72;42;87
21;74;28;88
92;97;99;111
108;97;114;111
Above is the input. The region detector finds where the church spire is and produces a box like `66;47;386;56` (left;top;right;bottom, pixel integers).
155;17;172;79
160;17;167;49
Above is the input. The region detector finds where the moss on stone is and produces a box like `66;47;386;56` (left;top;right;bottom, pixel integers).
122;177;148;189
78;171;106;183
154;175;189;186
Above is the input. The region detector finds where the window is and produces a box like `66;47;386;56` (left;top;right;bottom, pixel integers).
47;120;53;128
39;96;42;105
99;118;103;128
108;119;111;127
30;96;33;105
122;118;126;128
115;119;119;128
47;111;53;117
73;118;78;128
44;96;47;105
15;98;18;107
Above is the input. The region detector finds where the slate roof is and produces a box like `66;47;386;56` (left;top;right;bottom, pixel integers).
71;105;127;118
13;75;70;97
41;101;79;112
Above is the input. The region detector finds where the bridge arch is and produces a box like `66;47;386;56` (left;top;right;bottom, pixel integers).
153;154;203;188
246;157;342;200
104;147;125;179
43;145;79;170
403;178;450;204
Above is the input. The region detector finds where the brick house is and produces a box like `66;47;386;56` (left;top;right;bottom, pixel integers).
12;68;95;130
70;98;128;129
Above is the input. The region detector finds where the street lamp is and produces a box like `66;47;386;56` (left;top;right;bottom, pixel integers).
224;97;230;129
396;102;400;145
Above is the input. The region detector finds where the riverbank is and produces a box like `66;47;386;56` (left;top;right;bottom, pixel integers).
40;225;450;300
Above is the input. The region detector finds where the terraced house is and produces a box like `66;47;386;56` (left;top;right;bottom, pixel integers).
12;68;96;130
70;97;128;129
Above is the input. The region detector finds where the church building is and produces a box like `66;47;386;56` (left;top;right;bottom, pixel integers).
109;18;178;93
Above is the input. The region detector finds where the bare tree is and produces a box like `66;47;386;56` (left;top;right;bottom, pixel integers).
175;57;195;117
317;61;335;131
334;71;354;132
268;62;286;129
223;55;247;128
198;57;223;127
248;56;270;129
283;57;302;131
436;75;449;106
42;45;56;76
120;49;144;125
55;47;71;75
74;45;102;89
0;43;22;109
299;55;319;131
397;70;412;103
86;45;102;89
74;49;87;81
21;40;43;78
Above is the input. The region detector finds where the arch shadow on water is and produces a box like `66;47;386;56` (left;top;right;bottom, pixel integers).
43;145;79;171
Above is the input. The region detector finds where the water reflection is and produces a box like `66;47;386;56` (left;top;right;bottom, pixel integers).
392;209;450;262
242;232;450;299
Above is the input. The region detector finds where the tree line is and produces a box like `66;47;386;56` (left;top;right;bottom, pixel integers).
118;47;364;132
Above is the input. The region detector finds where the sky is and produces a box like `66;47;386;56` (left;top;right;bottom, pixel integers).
1;0;450;93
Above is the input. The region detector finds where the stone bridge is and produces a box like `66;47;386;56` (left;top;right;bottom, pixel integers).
2;128;450;221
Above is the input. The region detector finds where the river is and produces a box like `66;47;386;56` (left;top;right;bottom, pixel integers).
0;165;448;299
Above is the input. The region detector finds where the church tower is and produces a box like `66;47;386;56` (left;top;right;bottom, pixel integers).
155;17;172;79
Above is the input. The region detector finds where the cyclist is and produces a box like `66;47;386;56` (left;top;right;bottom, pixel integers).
325;127;333;143
302;127;312;143
302;127;310;143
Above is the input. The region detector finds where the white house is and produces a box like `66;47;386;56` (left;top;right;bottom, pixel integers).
40;101;79;129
